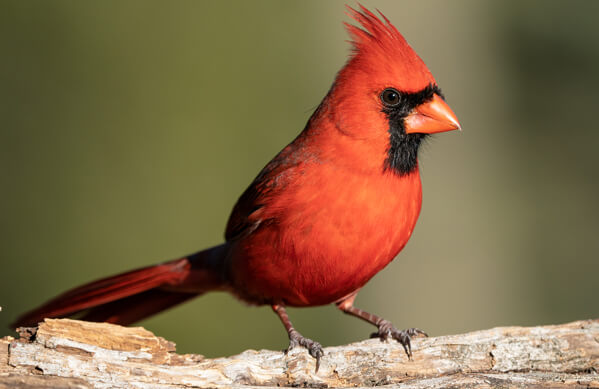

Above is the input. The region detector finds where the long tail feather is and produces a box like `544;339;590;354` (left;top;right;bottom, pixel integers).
12;244;227;328
79;289;197;326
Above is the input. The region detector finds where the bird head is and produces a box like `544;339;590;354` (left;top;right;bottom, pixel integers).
327;5;460;175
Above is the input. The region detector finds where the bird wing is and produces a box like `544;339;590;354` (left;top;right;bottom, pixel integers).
224;144;302;242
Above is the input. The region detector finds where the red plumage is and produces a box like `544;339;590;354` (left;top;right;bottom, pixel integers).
14;5;460;366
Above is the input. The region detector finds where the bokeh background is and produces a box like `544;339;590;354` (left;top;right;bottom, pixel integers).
2;1;598;357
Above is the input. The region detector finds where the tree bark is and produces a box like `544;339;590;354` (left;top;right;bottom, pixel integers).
1;318;598;388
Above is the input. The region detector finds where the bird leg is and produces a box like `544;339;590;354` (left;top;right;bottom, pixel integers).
272;304;323;371
336;294;427;359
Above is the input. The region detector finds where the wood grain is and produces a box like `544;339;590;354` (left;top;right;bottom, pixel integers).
2;318;598;388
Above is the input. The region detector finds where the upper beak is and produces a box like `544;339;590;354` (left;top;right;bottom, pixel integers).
404;94;461;134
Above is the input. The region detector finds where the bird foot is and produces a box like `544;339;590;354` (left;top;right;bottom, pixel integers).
287;330;324;372
370;320;427;359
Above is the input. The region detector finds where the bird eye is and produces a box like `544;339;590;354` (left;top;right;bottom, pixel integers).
381;88;401;107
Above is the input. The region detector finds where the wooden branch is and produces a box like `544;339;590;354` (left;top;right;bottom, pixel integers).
1;319;598;388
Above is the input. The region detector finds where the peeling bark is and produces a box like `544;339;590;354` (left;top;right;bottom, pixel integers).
1;318;598;388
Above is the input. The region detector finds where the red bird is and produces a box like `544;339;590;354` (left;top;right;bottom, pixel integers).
14;6;460;368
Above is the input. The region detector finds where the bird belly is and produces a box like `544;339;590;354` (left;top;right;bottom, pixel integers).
229;168;422;307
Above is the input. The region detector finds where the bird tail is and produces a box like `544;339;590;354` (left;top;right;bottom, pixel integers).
12;244;228;328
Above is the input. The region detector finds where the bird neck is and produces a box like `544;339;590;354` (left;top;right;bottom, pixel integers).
385;129;426;176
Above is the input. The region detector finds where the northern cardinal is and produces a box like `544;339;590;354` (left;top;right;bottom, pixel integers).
14;5;460;369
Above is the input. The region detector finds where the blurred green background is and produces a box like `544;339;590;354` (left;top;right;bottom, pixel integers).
2;1;598;357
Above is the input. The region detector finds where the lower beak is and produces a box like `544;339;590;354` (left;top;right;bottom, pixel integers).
404;94;461;134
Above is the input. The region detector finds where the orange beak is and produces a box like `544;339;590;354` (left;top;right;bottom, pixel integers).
404;94;461;134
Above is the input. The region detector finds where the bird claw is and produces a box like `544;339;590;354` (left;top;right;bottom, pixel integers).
287;331;324;372
371;320;427;359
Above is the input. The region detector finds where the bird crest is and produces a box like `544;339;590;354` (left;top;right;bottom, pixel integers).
344;4;435;92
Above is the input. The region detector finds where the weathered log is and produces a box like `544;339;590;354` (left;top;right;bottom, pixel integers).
1;318;598;388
